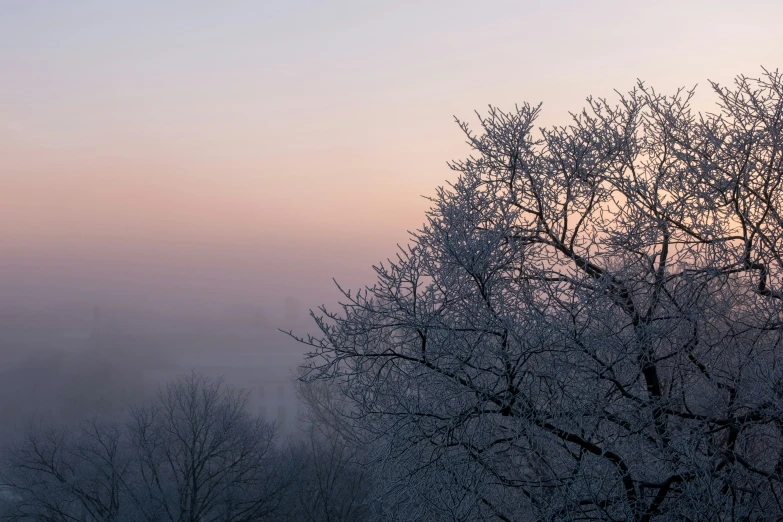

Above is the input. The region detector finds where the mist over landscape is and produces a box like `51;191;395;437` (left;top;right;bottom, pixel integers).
0;297;309;440
4;1;783;520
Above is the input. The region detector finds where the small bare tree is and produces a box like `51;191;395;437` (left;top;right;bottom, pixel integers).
128;372;285;522
284;376;374;522
0;420;131;522
0;373;287;522
283;425;372;522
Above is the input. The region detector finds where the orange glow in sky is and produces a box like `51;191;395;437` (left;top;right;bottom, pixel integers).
2;0;782;313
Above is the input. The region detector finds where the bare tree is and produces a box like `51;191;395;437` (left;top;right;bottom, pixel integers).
293;69;783;520
128;372;285;522
283;376;374;522
0;373;287;522
0;420;131;522
282;425;372;522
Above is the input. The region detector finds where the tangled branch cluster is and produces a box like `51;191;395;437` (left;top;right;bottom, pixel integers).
297;69;783;521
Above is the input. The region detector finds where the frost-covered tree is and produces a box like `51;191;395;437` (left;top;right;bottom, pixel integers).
294;69;783;520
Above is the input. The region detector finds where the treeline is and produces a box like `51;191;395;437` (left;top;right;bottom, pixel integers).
0;373;372;522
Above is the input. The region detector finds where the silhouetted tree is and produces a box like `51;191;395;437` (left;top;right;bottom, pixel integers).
294;69;783;520
283;426;372;522
0;421;131;522
128;372;284;522
0;373;286;522
284;377;374;522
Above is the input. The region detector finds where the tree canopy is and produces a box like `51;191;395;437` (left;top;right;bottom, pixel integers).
296;69;783;521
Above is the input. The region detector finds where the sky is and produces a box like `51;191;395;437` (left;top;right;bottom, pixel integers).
2;0;783;317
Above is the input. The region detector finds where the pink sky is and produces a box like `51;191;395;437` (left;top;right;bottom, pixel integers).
2;0;783;315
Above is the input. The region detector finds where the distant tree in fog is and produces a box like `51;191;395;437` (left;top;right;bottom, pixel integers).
281;377;374;522
128;372;284;522
293;69;783;520
0;421;129;521
284;426;371;522
0;373;286;522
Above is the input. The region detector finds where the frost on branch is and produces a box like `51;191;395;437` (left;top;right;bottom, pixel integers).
293;69;783;521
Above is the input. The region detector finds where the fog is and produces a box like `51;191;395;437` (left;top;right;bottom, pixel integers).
0;210;410;444
4;5;782;442
0;219;403;444
0;293;314;442
4;2;783;519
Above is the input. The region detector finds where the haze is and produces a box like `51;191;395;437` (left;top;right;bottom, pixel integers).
2;0;782;438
